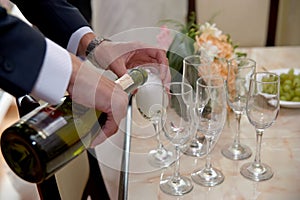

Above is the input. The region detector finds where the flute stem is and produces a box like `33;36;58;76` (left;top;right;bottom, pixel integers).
254;129;264;166
205;136;213;169
233;113;242;146
153;120;163;149
173;146;181;183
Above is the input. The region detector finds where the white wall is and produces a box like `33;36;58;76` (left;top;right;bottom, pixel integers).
195;0;300;47
91;0;300;47
92;0;187;37
196;0;270;47
276;0;300;46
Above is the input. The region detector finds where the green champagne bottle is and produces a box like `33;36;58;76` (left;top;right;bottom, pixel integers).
1;67;148;183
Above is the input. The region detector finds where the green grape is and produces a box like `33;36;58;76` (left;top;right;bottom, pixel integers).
288;74;295;80
271;74;279;82
292;96;300;102
283;92;292;101
262;84;268;93
288;68;294;76
267;85;276;94
288;68;295;80
295;87;300;97
283;79;292;86
280;73;288;84
283;84;292;92
280;86;284;94
280;96;287;101
289;90;295;99
293;77;300;88
262;76;269;82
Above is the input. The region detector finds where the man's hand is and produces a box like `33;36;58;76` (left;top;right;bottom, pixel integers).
93;41;171;84
67;54;128;147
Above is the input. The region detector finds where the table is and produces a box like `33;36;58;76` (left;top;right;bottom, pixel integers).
98;46;300;200
1;46;300;200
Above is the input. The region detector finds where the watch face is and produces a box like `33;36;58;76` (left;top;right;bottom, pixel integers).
86;37;111;56
86;37;99;56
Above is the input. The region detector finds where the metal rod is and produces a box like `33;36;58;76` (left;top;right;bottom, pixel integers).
118;95;133;200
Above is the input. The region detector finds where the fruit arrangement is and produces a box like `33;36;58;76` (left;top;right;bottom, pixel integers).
280;69;300;102
261;68;300;102
278;69;300;102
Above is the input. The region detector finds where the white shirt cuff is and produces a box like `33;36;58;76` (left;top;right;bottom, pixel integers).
31;38;72;105
67;26;94;55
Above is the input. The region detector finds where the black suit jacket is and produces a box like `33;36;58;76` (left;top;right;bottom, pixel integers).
0;0;89;98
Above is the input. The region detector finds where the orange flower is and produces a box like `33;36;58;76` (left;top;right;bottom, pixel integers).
193;23;236;82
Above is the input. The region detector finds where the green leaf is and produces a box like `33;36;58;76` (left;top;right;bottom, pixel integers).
167;33;195;76
235;52;247;58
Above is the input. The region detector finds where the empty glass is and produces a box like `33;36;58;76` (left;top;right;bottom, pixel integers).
221;58;256;160
240;72;280;181
182;55;211;157
191;75;227;187
159;82;194;196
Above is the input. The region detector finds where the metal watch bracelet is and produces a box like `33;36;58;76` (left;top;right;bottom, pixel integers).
85;37;111;67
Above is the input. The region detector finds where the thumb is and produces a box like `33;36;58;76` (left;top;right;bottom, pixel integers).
112;64;127;77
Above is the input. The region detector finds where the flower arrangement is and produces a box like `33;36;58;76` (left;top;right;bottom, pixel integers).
157;13;246;81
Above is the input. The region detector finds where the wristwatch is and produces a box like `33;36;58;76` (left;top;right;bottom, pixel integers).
85;37;111;67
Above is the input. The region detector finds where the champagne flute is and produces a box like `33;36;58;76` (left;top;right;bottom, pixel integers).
191;75;227;187
159;82;194;196
221;57;256;160
240;72;280;181
182;55;211;157
135;67;173;168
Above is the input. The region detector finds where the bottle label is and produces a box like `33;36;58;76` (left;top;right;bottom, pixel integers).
115;74;134;90
27;108;67;137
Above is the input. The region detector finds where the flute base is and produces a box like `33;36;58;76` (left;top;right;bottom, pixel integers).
148;147;174;168
221;143;252;160
240;162;273;182
160;175;193;196
191;167;224;187
183;134;206;158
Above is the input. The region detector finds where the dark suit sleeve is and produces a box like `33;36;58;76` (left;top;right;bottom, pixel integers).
0;7;46;97
11;0;91;48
